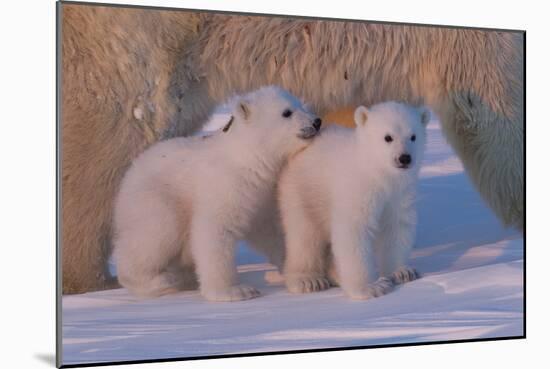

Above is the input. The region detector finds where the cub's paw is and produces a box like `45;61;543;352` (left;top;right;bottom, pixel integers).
391;267;420;285
286;275;331;294
347;277;394;300
202;284;261;302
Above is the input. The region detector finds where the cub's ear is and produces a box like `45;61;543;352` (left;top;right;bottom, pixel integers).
354;105;369;127
420;108;431;126
222;115;234;133
236;99;251;121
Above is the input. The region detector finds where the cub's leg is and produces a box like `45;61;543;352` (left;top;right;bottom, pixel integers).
283;221;331;293
114;199;185;297
280;192;331;293
330;204;393;300
190;216;260;302
376;201;420;285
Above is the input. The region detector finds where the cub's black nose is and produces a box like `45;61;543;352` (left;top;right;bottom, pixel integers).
313;118;322;131
398;154;412;165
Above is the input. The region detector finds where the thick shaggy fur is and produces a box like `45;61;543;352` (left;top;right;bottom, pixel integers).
279;103;428;299
112;87;320;301
61;4;523;294
60;5;208;293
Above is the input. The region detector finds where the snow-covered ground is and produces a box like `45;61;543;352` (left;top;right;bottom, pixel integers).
61;119;523;366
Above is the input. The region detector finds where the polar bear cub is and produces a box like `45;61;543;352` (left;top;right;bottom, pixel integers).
278;102;429;299
113;86;322;302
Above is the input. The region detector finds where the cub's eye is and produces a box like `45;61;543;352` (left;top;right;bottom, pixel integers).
384;135;393;143
282;109;293;118
411;134;416;142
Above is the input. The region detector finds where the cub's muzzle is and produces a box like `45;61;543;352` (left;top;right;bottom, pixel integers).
298;118;322;139
395;153;412;169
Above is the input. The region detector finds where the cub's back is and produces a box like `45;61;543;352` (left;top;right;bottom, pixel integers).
279;125;354;229
115;134;225;213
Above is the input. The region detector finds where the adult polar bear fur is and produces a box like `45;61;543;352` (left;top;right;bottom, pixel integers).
61;4;523;294
112;86;321;301
278;102;429;299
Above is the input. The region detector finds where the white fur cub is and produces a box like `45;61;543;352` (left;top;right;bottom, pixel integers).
278;102;429;299
113;86;322;302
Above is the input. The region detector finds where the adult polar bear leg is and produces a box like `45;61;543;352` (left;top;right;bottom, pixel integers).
435;93;524;230
190;216;260;302
61;5;205;294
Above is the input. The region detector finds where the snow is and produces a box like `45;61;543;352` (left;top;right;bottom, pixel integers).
61;119;524;366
